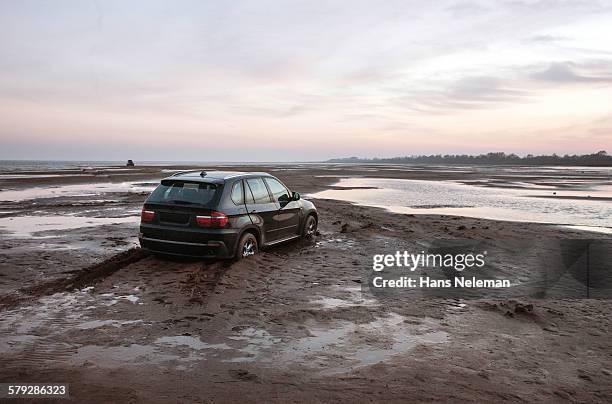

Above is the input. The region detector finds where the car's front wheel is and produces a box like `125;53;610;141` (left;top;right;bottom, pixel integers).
236;232;258;260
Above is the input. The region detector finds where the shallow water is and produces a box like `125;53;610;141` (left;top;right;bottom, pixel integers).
0;287;447;374
310;285;379;308
0;181;156;202
0;215;139;237
311;178;612;233
155;336;232;351
279;312;447;373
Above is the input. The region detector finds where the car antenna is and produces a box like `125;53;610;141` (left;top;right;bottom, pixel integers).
200;170;207;177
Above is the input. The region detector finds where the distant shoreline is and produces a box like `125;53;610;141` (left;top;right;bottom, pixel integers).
327;151;612;167
1;159;612;169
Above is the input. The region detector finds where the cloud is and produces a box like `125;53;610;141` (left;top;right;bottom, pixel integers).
446;1;490;17
531;61;612;83
0;0;612;159
526;34;568;43
396;58;612;113
393;75;530;113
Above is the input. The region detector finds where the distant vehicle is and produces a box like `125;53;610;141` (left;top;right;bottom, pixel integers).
139;171;318;259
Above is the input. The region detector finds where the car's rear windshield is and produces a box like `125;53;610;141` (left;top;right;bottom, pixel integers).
147;180;220;206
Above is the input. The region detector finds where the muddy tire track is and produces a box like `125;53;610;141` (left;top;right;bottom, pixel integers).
183;260;229;305
0;248;148;310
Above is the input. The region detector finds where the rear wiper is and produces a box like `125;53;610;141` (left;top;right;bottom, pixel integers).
168;200;198;205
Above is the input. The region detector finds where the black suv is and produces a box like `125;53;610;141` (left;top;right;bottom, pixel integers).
139;171;318;259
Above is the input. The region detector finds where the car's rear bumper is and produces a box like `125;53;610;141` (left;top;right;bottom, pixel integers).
138;236;233;258
139;223;239;258
139;236;232;258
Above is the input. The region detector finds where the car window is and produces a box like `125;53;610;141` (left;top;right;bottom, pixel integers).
264;178;290;204
245;178;272;204
230;180;244;205
244;183;255;204
147;181;219;206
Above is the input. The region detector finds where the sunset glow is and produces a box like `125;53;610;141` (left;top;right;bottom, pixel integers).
1;0;611;161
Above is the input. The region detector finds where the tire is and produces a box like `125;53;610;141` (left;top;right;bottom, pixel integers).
235;232;258;260
302;215;317;240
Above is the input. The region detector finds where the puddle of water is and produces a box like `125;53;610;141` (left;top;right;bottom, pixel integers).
76;319;145;330
0;182;156;202
5;293;86;332
0;335;42;353
155;336;231;351
310;286;378;309
0;291;165;368
0;174;72;179
99;293;142;306
0;215;138;238
76;320;118;330
71;344;175;367
310;177;612;233
0;292;98;355
315;237;357;250
313;297;355;309
223;312;447;372
34;241;79;250
280;313;447;373
563;225;612;235
2;287;447;373
226;328;283;362
117;295;140;304
314;175;353;178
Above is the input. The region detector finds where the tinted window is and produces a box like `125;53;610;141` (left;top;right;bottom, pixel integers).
230;180;244;205
245;183;255;204
265;178;290;203
147;181;219;206
245;178;272;203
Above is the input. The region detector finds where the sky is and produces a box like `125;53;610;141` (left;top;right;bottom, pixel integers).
0;0;611;161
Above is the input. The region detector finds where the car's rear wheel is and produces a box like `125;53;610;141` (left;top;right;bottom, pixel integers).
236;232;258;260
303;215;317;239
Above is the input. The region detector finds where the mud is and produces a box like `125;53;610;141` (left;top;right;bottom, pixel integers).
0;164;611;403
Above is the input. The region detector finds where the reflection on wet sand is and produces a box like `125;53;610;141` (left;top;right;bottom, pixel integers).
311;177;612;233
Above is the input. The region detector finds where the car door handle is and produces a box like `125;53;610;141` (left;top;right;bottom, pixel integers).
250;209;257;213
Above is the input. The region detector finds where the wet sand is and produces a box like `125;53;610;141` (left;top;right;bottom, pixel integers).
0;164;611;403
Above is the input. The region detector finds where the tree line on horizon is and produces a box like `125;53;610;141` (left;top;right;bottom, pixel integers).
326;151;612;166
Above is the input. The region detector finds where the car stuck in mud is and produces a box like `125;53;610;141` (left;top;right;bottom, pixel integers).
139;171;318;259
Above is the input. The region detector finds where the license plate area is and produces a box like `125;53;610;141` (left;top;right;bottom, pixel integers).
158;211;190;225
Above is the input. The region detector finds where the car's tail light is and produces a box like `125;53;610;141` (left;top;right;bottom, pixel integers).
196;211;228;228
141;209;155;222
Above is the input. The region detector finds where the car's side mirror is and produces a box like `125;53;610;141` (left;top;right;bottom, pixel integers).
292;191;300;201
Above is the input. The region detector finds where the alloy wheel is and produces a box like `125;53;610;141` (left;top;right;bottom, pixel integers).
306;218;316;237
242;239;256;257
